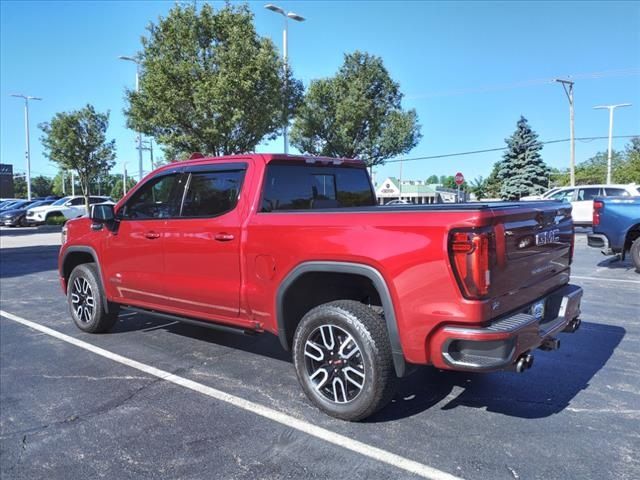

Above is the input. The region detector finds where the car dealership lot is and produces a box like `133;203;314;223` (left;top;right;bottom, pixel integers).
1;228;638;480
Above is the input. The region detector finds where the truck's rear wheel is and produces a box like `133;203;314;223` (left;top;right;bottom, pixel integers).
292;300;396;421
68;263;119;333
631;237;640;273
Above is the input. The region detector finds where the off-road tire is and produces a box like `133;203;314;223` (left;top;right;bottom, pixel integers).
631;237;640;273
292;300;396;421
68;263;119;333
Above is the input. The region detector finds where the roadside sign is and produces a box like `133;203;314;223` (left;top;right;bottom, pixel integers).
455;172;464;185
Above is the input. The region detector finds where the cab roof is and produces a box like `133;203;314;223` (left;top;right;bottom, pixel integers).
154;153;366;174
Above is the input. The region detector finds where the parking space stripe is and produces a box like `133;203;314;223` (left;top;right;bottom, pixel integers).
571;275;640;284
0;310;463;480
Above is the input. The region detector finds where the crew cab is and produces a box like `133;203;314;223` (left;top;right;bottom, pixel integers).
588;196;640;271
59;154;583;421
27;195;113;225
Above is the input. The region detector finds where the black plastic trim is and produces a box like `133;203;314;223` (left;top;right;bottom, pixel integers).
276;261;408;377
60;246;110;314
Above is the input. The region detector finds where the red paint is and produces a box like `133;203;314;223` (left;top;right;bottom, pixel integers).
60;154;579;370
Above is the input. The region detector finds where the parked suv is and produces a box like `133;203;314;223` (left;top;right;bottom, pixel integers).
59;154;583;421
26;195;113;225
522;184;639;225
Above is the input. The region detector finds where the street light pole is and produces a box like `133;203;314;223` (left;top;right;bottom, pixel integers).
119;55;144;181
555;79;575;186
593;103;632;184
10;94;42;200
265;4;305;155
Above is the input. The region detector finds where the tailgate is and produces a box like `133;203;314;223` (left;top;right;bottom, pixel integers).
490;201;574;303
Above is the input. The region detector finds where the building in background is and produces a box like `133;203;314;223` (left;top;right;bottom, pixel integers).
375;177;466;204
0;164;14;198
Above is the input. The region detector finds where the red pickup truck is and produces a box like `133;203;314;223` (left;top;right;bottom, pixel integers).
59;154;583;421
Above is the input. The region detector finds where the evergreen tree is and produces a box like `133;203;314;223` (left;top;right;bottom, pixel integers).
484;161;503;198
499;116;549;200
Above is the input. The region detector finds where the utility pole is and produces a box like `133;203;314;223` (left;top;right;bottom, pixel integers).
265;4;305;154
119;56;144;181
123;162;128;196
10;94;42;200
593;103;632;184
555;79;575;186
61;171;66;195
71;171;75;196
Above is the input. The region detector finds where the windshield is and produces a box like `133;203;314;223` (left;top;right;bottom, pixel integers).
28;200;49;208
52;196;71;206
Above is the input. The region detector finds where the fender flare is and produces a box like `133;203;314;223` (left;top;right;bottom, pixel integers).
60;246;111;314
276;261;408;377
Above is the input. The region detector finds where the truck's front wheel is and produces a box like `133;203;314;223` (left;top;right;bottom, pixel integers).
68;263;119;333
292;300;396;421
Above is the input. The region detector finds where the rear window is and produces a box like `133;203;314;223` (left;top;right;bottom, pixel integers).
604;188;630;197
576;187;602;201
261;163;375;212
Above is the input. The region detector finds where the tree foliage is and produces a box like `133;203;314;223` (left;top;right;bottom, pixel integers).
125;3;302;158
484;161;502;198
13;176;27;198
425;174;439;184
498;116;549;200
31;176;53;197
469;176;487;200
39;104;116;210
291;51;421;168
110;176;138;200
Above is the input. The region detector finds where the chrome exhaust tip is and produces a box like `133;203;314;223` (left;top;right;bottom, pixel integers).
515;353;533;373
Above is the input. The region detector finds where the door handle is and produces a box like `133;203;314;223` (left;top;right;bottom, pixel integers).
145;231;161;240
214;233;235;242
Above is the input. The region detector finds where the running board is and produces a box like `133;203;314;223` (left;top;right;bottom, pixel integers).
123;306;259;336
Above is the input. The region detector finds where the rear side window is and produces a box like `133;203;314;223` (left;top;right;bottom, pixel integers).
577;187;602;201
261;164;375;211
549;189;574;202
120;173;185;219
180;170;245;217
69;197;85;206
604;188;630;197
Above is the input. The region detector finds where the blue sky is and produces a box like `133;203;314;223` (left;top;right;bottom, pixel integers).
1;0;639;185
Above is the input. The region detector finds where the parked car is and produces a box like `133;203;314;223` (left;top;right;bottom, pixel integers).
0;200;53;227
59;154;582;421
0;199;22;211
521;184;639;225
384;199;413;205
588;196;640;271
26;195;113;225
0;199;55;227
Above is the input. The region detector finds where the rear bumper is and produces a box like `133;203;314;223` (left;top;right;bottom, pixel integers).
587;234;614;255
430;284;583;372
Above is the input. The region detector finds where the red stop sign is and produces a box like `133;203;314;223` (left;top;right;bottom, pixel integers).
455;172;464;185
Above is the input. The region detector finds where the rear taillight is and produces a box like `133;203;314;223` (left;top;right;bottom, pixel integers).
449;229;493;299
593;200;604;226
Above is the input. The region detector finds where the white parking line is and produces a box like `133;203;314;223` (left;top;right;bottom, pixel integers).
0;310;462;480
571;275;640;285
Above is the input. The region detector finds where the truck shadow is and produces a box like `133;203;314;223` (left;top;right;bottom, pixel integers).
367;321;625;422
596;255;637;271
114;312;624;421
0;245;61;278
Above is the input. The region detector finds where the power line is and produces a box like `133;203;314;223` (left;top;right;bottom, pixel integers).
407;68;640;100
384;135;639;164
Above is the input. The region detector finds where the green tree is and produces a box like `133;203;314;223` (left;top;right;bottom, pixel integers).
125;3;302;157
499;116;549;200
40;104;116;210
618;137;640;183
291;51;421;169
31;176;53;197
469;176;487;200
484;161;502;198
440;175;468;190
425;174;439;184
13;175;27;198
110;176;138;200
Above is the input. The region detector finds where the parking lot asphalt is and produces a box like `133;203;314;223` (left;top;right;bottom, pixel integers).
1;226;639;480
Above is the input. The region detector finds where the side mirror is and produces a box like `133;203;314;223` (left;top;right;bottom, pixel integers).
90;204;116;231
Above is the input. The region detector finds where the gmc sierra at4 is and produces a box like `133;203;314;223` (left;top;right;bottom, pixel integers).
59;154;583;421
